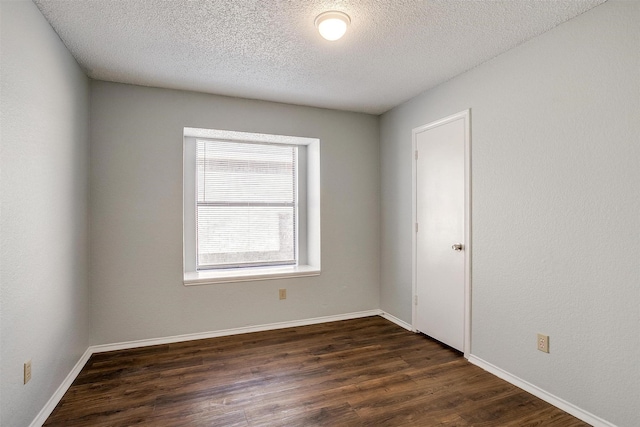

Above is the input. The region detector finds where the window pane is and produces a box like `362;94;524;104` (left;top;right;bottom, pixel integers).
197;140;295;204
197;206;295;267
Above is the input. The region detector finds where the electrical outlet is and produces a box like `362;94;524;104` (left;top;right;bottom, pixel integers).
279;289;286;300
24;360;32;384
537;334;549;353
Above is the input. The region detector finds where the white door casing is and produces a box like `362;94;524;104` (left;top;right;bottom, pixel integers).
412;110;471;356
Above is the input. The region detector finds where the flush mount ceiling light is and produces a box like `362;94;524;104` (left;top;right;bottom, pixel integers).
315;11;351;41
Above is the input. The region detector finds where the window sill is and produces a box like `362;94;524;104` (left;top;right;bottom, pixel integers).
183;265;321;286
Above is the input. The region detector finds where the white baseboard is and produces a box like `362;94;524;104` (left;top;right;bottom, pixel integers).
28;309;382;426
468;355;616;427
379;311;414;331
90;309;383;354
29;348;92;427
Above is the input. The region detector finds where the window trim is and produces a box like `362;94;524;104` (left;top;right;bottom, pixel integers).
183;127;321;285
184;264;321;286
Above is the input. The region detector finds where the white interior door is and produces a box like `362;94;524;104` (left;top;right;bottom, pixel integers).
414;112;468;352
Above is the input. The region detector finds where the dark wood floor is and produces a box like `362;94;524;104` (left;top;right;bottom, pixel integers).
44;316;587;426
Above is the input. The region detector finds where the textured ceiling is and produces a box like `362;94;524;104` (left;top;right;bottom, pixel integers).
34;0;605;114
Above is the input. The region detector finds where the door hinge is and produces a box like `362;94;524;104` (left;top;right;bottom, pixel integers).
415;150;418;160
414;295;418;305
415;222;419;232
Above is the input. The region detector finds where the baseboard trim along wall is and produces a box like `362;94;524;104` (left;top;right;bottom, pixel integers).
29;348;93;427
468;355;616;427
28;309;382;427
89;309;382;354
379;311;415;332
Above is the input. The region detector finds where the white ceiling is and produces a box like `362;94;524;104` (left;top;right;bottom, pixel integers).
34;0;605;115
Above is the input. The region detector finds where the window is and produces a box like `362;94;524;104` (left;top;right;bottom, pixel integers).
196;140;297;269
183;128;321;285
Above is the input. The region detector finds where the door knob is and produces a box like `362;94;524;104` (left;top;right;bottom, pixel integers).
452;243;463;252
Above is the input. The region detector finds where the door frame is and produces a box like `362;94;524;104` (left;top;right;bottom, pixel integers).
411;109;472;358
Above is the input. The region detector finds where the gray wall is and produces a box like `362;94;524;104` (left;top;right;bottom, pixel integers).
380;1;639;426
0;1;91;426
90;82;380;345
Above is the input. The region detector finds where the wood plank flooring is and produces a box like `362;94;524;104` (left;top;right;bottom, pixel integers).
44;316;588;426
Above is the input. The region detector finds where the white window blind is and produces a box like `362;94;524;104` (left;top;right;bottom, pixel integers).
196;139;297;269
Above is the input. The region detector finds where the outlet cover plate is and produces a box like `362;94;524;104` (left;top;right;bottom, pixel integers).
24;360;32;384
537;334;549;353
